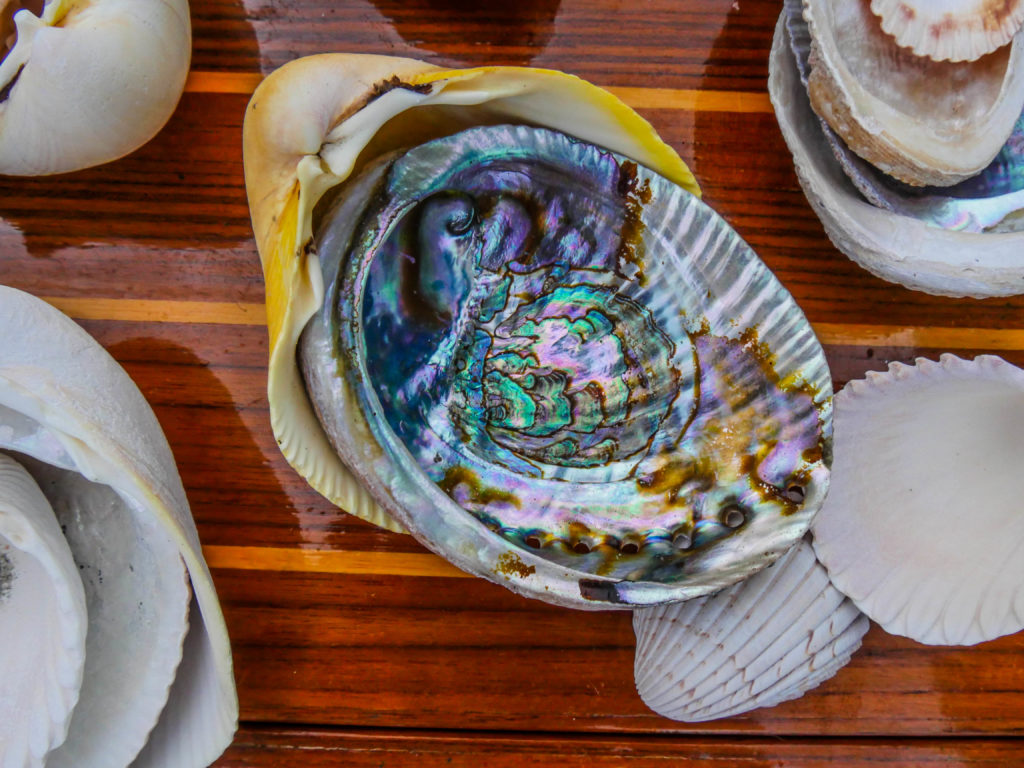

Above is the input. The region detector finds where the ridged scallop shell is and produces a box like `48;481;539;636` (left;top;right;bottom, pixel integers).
244;55;700;535
872;0;1024;63
812;354;1024;646
633;538;868;722
802;0;1024;187
786;0;1024;234
0;455;86;768
769;12;1024;297
299;122;831;609
0;286;237;766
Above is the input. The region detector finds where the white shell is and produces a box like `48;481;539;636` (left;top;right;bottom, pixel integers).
812;354;1024;646
802;0;1024;187
872;0;1024;63
18;460;190;768
633;538;868;722
0;286;237;766
0;0;191;175
769;13;1024;298
0;455;86;768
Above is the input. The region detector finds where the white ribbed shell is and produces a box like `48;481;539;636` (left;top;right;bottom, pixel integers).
813;354;1024;646
872;0;1024;63
633;538;868;721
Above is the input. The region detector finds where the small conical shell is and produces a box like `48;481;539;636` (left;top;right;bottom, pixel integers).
812;354;1024;646
0;455;87;768
633;538;868;722
872;0;1024;63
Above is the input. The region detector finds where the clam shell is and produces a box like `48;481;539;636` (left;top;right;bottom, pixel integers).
871;0;1024;63
0;286;237;766
812;354;1024;646
802;0;1024;187
243;55;700;533
769;12;1024;297
633;538;868;722
0;455;86;768
300;123;832;609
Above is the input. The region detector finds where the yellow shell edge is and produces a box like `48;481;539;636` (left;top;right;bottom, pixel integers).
247;54;699;533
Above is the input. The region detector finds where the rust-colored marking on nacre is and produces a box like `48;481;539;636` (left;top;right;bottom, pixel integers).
495;551;536;579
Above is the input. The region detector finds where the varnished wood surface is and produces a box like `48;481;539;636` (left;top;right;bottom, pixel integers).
3;0;1024;764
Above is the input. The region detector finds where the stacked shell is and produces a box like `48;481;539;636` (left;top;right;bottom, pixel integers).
769;0;1024;297
244;55;833;611
0;287;237;768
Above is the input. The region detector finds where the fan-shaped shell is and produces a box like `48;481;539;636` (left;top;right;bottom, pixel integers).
0;0;191;175
633;538;868;721
802;0;1024;187
769;12;1024;297
0;455;86;768
243;55;700;534
0;286;237;766
299;123;832;609
871;0;1024;63
812;354;1024;646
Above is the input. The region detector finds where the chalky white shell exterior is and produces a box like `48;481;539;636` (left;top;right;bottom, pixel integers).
633;538;868;721
0;456;86;768
0;0;190;175
769;13;1024;297
0;286;237;766
812;354;1024;646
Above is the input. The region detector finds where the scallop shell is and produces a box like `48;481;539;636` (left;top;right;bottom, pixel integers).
802;0;1024;187
871;0;1024;63
769;12;1024;297
812;354;1024;646
244;55;701;533
633;538;868;722
0;0;191;175
0;455;86;768
0;286;237;766
298;122;832;609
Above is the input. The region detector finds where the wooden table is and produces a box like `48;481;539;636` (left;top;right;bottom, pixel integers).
4;0;1023;764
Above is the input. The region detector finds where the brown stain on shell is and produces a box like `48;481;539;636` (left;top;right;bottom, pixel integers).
438;466;521;508
616;160;653;287
495;551;536;579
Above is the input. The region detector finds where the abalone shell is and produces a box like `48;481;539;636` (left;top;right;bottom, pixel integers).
301;124;831;608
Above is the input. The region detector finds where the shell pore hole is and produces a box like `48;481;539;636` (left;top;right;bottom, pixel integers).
784;485;805;503
572;541;592;555
722;505;746;529
524;535;542;549
619;542;640;555
672;533;692;550
1;0;43;63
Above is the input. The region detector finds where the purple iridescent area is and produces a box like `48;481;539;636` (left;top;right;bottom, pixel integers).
323;124;830;580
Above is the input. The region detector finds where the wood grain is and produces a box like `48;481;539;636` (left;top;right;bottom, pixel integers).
3;0;1023;762
217;728;1024;767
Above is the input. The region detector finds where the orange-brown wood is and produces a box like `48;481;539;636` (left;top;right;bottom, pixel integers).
2;0;1023;764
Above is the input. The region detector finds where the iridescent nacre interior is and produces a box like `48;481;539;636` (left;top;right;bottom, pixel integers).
303;124;831;604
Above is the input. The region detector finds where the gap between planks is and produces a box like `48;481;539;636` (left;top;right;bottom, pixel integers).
183;71;772;112
46;296;1024;351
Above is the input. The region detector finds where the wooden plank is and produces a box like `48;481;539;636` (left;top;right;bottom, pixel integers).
216;728;1024;766
205;545;466;578
210;569;1024;736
